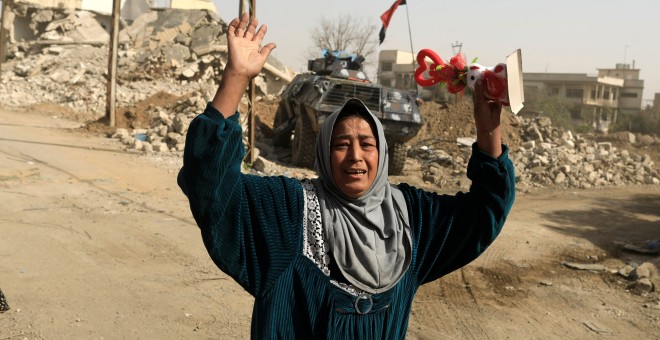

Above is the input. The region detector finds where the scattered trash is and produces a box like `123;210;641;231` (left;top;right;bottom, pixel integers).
647;239;660;251
582;320;612;335
0;288;10;312
614;240;660;255
456;137;476;147
562;262;607;272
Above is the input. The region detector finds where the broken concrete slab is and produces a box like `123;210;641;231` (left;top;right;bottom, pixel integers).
119;10;157;44
161;43;190;68
189;24;223;56
561;262;607;272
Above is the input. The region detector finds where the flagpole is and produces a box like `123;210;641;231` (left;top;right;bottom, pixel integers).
403;2;416;93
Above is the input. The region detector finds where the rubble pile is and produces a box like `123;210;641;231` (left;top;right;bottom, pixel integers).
512;116;659;189
112;90;207;154
0;42;209;118
411;114;659;191
0;7;291;121
117;9;290;97
7;4;109;58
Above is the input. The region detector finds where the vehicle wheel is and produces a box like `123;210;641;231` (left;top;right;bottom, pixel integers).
292;112;316;169
272;104;293;147
388;143;407;175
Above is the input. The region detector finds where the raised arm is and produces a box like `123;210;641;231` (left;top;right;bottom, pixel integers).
212;12;276;118
473;78;503;158
178;15;303;297
405;80;515;284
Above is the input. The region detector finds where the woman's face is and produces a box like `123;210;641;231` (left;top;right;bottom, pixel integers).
330;115;379;198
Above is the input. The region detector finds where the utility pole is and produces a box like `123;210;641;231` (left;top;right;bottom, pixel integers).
239;0;257;164
0;0;13;75
451;41;462;55
105;0;120;127
403;2;415;91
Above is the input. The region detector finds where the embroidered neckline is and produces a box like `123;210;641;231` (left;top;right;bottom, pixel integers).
301;179;330;276
300;179;368;297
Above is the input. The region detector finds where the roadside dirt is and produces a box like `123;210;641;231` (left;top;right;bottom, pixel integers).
1;105;659;339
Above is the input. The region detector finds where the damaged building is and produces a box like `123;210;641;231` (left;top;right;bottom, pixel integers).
1;0;295;99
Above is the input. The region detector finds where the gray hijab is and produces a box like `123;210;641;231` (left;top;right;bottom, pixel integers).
311;98;412;294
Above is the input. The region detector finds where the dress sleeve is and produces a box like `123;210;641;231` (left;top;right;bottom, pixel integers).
177;103;304;297
400;143;516;285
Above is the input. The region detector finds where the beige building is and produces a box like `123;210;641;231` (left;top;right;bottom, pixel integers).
15;0;82;8
377;49;450;102
524;63;644;128
597;64;644;114
377;50;416;90
170;0;216;12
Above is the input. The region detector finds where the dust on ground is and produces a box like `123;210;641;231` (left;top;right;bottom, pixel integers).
1;106;658;340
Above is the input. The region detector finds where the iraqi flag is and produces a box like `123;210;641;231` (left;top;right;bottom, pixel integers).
379;0;406;45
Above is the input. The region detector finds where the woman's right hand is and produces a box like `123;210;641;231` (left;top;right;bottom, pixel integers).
225;12;277;81
211;13;276;118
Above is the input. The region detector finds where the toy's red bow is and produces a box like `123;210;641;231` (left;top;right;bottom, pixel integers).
414;49;467;94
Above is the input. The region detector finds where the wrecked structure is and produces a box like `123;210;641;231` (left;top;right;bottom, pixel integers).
0;3;294;117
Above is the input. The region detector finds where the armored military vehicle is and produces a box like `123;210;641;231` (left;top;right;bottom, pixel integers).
272;50;423;175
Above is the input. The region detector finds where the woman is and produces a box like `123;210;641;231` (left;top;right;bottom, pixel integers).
178;13;515;339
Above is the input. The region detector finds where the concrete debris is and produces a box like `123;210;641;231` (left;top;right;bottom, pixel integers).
411;114;659;190
562;262;607;272
615;261;658;296
0;6;293;119
511;117;659;189
116;8;291;93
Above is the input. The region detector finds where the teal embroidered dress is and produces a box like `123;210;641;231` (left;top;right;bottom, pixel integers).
178;104;516;339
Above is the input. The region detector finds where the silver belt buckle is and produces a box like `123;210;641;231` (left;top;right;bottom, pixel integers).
354;293;373;315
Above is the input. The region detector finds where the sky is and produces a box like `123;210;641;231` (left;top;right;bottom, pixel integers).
199;0;660;106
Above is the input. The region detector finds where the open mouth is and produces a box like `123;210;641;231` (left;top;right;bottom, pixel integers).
345;169;367;175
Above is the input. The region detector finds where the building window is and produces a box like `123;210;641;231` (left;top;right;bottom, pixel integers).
603;91;610;99
591;90;596;99
381;62;393;72
621;92;638;98
403;74;411;87
570;109;582;120
548;87;559;96
566;89;583;98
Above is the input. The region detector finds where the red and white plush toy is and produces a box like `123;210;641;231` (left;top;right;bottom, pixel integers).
465;63;509;106
414;49;510;107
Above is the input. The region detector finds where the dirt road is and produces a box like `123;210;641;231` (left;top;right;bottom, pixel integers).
1;107;658;339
